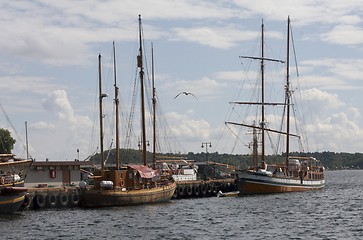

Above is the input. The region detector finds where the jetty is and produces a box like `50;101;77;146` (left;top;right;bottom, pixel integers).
20;159;237;210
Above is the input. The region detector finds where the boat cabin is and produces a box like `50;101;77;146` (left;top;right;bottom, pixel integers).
91;165;159;191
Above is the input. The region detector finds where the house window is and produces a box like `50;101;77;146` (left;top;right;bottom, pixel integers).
50;169;56;178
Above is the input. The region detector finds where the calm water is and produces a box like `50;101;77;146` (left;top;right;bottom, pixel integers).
1;170;362;240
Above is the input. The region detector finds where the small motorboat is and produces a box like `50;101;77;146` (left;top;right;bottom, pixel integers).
216;190;239;197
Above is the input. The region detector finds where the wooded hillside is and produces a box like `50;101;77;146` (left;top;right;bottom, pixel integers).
89;149;363;170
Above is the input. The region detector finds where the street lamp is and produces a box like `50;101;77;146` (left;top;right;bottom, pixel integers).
201;142;212;161
138;140;150;150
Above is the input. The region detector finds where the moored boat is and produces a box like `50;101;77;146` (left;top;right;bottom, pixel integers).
81;166;176;207
0;155;32;213
227;17;325;195
216;190;239;197
81;15;176;207
237;156;325;194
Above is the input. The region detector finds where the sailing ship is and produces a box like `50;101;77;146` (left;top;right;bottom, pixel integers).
226;17;325;194
80;15;176;207
0;154;32;213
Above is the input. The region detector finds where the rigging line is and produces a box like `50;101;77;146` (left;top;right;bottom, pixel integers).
225;123;247;153
276;97;287;155
126;68;139;144
139;22;154;142
266;128;277;156
221;62;252;147
104;139;114;165
87;71;100;158
293;78;311;151
155;97;185;153
0;104;28;155
291;95;306;152
290;23;299;77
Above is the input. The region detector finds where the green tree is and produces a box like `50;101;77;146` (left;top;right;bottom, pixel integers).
0;128;16;154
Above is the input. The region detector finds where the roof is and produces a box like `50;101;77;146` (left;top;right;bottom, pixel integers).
32;160;88;167
128;165;158;179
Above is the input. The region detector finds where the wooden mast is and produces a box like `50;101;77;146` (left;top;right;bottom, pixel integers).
25;121;29;160
113;41;120;170
138;14;147;166
232;19;284;170
152;43;157;170
252;121;258;168
98;54;105;177
260;19;266;168
285;16;291;167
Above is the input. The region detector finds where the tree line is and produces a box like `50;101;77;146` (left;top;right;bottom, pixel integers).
1;127;361;169
89;148;363;170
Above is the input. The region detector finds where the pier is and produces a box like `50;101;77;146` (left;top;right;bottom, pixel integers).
22;178;236;210
20;159;238;210
172;179;236;199
22;187;80;210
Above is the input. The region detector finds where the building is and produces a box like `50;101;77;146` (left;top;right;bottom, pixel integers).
25;160;91;188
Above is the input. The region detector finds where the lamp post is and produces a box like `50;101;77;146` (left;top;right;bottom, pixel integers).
138;140;150;151
201;142;212;161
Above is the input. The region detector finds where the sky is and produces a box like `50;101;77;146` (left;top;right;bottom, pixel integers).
1;0;363;161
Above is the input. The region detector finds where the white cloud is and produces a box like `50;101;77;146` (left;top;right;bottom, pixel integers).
308;110;363;152
321;25;363;45
31;121;55;130
232;0;363;26
42;90;76;123
27;89;94;159
0;76;58;95
301;88;344;110
2;0;363;158
171;26;271;49
300;59;363;90
161;76;227;101
214;71;242;81
166;111;211;140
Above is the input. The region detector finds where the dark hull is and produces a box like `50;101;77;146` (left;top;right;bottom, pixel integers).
0;191;26;213
81;182;177;208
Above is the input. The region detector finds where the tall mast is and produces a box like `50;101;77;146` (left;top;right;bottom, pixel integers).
138;14;147;166
261;19;266;167
252;121;258;168
236;19;284;169
113;41;120;170
25;121;29;160
285;16;291;167
152;43;156;170
98;54;105;176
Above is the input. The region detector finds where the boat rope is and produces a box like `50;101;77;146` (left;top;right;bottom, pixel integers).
290;23;299;77
0;104;31;159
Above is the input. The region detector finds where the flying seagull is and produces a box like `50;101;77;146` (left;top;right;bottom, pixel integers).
174;91;198;100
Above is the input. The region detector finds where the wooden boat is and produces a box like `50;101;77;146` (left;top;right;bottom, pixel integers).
0;156;32;213
81;15;176;207
226;17;325;195
216;190;239;197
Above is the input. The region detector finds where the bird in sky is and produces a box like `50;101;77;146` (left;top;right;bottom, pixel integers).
174;91;198;100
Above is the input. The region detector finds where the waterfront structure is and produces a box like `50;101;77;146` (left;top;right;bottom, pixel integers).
25;160;90;188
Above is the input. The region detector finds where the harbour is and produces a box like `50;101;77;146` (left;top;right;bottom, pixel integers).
1;3;363;240
1;170;362;239
21;160;237;210
21;178;236;210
